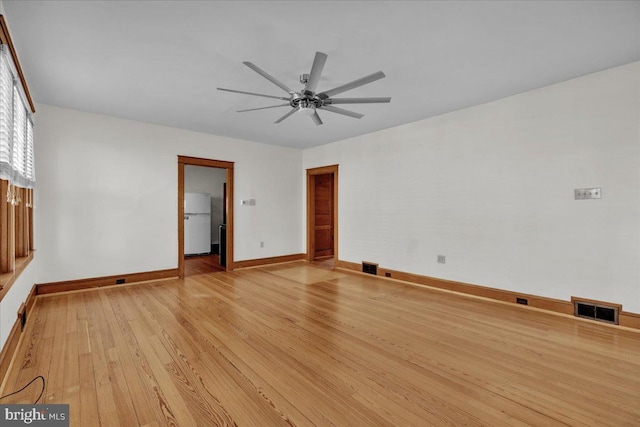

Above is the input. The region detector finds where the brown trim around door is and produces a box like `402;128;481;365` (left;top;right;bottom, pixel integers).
178;156;235;277
306;165;338;261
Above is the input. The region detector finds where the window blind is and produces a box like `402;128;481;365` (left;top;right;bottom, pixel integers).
0;44;34;189
25;117;33;183
12;89;26;177
0;49;13;181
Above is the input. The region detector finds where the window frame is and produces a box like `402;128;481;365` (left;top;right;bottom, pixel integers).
0;14;35;300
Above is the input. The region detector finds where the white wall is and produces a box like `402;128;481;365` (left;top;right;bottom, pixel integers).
304;62;640;313
184;165;226;244
34;104;303;283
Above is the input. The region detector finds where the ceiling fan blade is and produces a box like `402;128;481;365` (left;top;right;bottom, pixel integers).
275;108;298;124
305;52;328;94
324;97;391;105
237;103;290;113
320;105;364;119
217;87;289;101
243;62;294;94
311;111;323;126
318;71;386;99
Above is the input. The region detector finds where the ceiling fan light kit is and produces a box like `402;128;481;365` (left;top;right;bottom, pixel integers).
298;106;316;116
218;51;391;126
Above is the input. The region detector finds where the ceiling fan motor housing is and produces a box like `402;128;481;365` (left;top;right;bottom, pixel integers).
290;94;322;110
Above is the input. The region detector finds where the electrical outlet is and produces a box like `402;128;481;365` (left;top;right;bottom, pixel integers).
260;241;264;248
516;298;528;305
437;255;446;264
249;199;256;206
574;188;601;200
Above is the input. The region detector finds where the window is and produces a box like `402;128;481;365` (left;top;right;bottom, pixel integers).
0;16;35;284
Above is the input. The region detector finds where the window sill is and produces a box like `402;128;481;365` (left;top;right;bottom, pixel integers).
0;251;34;302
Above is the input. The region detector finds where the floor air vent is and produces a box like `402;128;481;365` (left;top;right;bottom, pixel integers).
572;298;619;325
362;262;377;275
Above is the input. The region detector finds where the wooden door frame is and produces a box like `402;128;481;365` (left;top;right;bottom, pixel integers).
178;155;234;277
306;165;338;261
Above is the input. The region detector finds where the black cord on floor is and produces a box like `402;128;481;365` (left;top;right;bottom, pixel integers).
0;375;45;404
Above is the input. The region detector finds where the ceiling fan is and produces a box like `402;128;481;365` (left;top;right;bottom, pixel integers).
217;51;391;126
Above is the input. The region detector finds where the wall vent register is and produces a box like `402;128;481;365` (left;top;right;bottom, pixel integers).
572;298;619;325
362;262;377;275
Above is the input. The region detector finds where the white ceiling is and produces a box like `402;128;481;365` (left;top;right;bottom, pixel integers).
3;1;640;149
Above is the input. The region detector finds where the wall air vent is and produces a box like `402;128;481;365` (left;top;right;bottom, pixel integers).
572;297;620;325
362;262;378;275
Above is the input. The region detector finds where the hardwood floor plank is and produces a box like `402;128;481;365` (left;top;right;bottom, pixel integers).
136;290;237;425
3;262;639;426
108;292;180;426
87;313;121;426
138;286;266;426
77;319;91;356
78;353;99;427
184;254;224;277
62;331;80;424
106;291;165;426
194;350;296;427
65;293;79;334
43;295;70;403
127;319;200;427
105;346;142;427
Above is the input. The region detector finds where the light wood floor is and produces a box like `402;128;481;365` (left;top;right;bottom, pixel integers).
184;254;225;276
2;261;639;426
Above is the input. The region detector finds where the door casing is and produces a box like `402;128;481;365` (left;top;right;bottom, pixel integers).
178;155;234;277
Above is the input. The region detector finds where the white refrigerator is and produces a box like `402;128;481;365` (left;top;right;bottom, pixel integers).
184;192;211;255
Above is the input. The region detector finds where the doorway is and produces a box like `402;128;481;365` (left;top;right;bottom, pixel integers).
306;165;338;261
183;165;226;275
178;156;234;277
